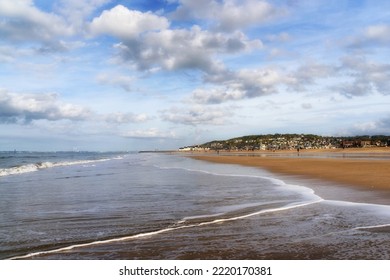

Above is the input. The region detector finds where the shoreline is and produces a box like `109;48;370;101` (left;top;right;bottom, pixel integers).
185;148;390;192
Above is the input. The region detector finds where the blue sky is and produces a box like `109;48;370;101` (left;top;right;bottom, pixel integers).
1;0;390;151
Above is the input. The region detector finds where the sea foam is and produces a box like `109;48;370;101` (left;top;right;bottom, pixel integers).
0;158;111;177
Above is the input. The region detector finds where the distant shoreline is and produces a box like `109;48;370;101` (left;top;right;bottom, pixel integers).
138;150;177;153
179;146;390;154
185;147;390;191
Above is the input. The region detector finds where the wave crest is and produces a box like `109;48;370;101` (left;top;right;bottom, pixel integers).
0;159;111;177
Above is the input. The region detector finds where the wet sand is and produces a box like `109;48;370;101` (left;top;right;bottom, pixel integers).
187;148;390;190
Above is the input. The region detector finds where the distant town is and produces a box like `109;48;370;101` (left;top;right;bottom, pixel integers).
179;134;390;152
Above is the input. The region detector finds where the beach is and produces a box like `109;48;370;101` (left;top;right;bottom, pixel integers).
2;151;390;260
187;148;390;191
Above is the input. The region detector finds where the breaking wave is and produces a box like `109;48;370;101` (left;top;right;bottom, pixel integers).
0;159;112;177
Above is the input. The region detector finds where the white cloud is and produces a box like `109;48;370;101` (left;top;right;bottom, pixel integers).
347;24;390;48
266;32;292;43
189;56;388;105
0;89;92;123
192;67;292;104
121;128;176;139
113;25;261;72
363;24;390;43
97;73;135;92
90;5;170;39
190;87;245;104
0;46;32;62
89;4;262;73
0;88;152;126
335;81;373;98
336;55;390;97
301;103;313;109
56;0;110;30
352;116;390;135
237;68;288;89
288;62;334;91
0;0;73;46
104;112;150;124
161;106;233;125
353;121;378;132
216;0;283;32
171;0;284;31
169;0;219;20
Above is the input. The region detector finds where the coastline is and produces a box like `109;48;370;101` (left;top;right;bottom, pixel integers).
3;151;390;260
185;148;390;191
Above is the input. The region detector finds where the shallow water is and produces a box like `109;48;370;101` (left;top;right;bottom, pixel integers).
0;152;389;259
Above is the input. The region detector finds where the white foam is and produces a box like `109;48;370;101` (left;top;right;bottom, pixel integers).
0;164;39;177
178;213;225;223
0;158;112;177
354;223;390;230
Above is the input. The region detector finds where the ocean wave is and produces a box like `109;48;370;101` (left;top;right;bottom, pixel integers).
0;158;111;177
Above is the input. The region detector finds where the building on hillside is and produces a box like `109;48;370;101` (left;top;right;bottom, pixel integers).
359;140;371;147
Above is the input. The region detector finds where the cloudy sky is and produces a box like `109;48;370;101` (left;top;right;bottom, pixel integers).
1;0;390;151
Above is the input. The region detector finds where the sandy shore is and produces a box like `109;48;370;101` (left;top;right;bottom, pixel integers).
187;148;390;190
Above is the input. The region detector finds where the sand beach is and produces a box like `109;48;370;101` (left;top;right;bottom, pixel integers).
187;147;390;191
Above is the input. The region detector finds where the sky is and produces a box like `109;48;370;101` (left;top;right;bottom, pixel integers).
1;0;390;151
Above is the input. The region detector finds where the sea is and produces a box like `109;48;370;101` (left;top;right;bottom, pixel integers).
0;151;389;260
